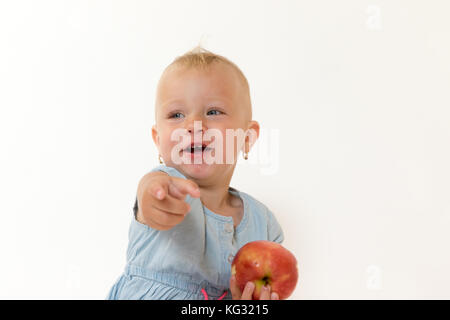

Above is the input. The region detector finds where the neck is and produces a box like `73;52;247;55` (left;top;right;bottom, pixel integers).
175;163;238;214
198;184;232;214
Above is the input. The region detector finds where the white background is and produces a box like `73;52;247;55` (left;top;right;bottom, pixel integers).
1;0;449;299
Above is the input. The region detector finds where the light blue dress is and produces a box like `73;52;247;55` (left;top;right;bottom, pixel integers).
107;165;284;300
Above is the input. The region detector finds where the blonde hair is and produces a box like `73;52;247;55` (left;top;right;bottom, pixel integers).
157;46;252;121
168;46;249;90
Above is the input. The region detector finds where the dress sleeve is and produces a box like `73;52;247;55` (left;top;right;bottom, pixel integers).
133;196;139;218
266;207;285;244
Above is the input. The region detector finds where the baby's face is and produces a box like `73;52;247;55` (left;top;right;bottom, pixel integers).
152;62;257;181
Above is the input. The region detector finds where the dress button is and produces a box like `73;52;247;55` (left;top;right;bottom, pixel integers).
224;223;234;233
228;254;234;264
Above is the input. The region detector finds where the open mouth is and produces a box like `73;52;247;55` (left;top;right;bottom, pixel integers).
182;143;212;154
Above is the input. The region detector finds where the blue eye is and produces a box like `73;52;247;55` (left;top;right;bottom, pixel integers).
169;112;184;119
207;109;222;116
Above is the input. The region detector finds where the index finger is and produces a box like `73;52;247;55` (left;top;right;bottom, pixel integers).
170;177;201;199
240;281;255;300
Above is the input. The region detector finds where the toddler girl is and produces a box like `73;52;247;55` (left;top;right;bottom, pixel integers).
107;47;284;300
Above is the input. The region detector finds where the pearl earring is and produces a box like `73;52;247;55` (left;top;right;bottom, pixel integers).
159;154;163;164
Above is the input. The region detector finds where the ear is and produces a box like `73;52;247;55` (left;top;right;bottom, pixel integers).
245;120;260;152
152;124;160;149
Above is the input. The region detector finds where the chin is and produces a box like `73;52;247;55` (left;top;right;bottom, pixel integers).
181;162;215;178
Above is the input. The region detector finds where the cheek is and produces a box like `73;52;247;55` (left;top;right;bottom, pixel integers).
220;129;246;155
158;134;176;153
160;131;190;156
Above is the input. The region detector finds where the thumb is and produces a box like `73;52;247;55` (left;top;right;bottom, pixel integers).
229;275;242;300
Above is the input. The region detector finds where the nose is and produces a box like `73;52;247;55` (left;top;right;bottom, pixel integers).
185;116;207;135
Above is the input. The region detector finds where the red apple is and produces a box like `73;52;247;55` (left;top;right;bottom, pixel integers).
231;240;298;300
